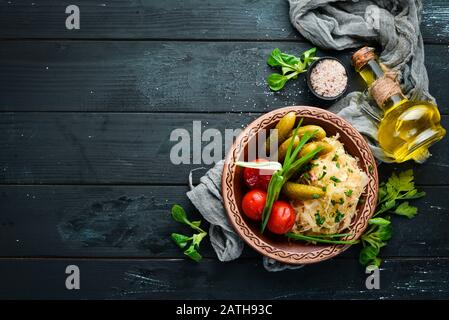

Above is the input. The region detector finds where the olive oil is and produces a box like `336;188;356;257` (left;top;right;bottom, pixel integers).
353;47;446;162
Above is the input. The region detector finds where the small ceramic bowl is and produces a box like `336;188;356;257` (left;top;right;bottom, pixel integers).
306;57;349;101
222;106;378;265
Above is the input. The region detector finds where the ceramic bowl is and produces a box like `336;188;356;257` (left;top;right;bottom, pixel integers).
222;106;378;264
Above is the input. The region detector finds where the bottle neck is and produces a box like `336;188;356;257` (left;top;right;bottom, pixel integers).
359;59;404;111
384;93;403;110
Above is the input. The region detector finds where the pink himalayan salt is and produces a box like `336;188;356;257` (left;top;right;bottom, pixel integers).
310;59;347;98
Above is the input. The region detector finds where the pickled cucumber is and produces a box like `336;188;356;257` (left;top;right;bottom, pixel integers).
277;136;300;162
299;141;333;158
282;182;325;200
287;125;326;140
277;125;328;161
266;112;296;151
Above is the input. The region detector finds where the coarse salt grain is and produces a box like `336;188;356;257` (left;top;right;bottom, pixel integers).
310;59;348;98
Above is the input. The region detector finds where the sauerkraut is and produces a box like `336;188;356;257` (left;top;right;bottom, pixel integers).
290;134;369;235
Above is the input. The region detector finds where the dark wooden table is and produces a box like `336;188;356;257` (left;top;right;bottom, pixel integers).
0;0;448;299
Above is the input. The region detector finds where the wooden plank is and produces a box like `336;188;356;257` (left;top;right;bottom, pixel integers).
0;0;447;43
0;185;220;258
0;112;448;185
0;185;447;259
422;0;449;43
0;258;448;299
0;42;447;113
0;41;359;112
0;0;300;40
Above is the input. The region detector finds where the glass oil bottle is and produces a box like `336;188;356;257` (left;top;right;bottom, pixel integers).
352;47;446;163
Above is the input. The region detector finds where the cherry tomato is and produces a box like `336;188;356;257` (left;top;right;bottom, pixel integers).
267;200;296;234
241;189;267;221
243;158;272;190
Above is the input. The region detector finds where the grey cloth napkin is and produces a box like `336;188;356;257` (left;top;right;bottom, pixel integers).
188;0;431;271
187;160;303;272
187;164;245;262
290;0;433;162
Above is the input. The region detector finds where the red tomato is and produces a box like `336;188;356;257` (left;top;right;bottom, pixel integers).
243;158;272;190
241;189;267;221
267;201;296;234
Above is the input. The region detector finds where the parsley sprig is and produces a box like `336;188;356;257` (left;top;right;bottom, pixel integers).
267;48;319;91
359;170;425;267
170;204;207;262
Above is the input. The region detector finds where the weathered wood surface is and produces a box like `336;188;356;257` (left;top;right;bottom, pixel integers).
0;113;447;184
1;258;448;299
1;0;449;300
0;42;448;113
0;185;447;258
0;0;448;44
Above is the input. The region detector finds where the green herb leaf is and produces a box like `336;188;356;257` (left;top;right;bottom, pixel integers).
330;176;341;183
369;217;391;226
171;204;188;224
345;189;353;197
331;198;344;205
394;202;418;219
171;233;191;249
318;171;327;180
191;220;201;228
191;232;207;247
281;66;296;75
360;225;392;256
301;47;318;64
267;48;283;67
359;245;380;266
388;169;415;192
184;245;202;262
377;224;393;241
267;73;289;91
170;204;207;262
280;52;301;66
335;210;345;223
266;48;318;91
401;190;426;200
315;212;325;226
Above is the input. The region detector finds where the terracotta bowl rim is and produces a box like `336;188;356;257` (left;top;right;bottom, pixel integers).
222;106;379;265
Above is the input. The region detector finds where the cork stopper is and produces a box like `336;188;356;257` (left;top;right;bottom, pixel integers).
352;47;376;71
